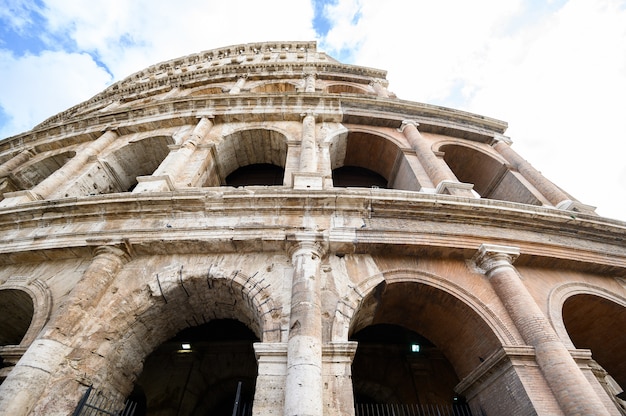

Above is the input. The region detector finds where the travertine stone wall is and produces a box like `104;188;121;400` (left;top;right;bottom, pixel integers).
0;41;624;416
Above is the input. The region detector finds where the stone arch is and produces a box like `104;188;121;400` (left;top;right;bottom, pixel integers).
332;268;515;378
548;282;626;390
249;81;298;93
328;129;419;191
325;82;374;95
437;142;543;205
215;127;289;184
11;149;76;190
188;85;227;96
74;263;283;412
67;135;173;196
0;278;52;347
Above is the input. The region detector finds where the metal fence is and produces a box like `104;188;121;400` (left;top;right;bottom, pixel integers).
73;385;137;416
355;403;472;416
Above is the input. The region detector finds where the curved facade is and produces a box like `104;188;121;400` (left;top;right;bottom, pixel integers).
0;41;625;415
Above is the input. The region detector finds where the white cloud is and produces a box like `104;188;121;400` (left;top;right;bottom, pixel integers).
40;0;317;79
0;49;111;138
320;0;626;221
1;0;625;220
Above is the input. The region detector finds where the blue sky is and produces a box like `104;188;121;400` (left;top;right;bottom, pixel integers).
1;0;625;221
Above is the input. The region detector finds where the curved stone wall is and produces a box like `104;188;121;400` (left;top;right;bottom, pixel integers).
0;41;624;416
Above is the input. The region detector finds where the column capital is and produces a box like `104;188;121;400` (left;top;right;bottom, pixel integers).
300;111;317;120
89;241;133;264
286;232;328;260
398;119;419;132
492;133;513;145
472;244;519;274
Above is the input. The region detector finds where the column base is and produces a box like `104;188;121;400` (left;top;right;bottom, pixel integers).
132;175;175;193
435;180;476;197
293;172;324;190
0;190;41;207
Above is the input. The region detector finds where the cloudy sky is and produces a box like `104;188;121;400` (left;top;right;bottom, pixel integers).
1;0;625;221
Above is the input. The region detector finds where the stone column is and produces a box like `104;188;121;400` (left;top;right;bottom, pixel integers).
0;150;34;178
473;244;611;416
229;75;248;94
399;120;474;197
492;137;595;213
1;131;119;206
134;116;214;192
304;73;316;93
0;244;131;416
293;113;323;189
284;235;326;416
0;150;34;197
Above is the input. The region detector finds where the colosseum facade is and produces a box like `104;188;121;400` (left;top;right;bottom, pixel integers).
0;41;625;416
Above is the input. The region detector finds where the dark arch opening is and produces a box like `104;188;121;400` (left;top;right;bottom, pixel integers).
225;163;284;187
132;319;259;416
349;281;501;414
332;166;388;188
440;144;542;205
563;294;626;392
0;289;34;346
351;323;463;406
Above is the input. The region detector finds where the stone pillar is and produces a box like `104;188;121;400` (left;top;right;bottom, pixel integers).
229;75;248;94
399;120;474;197
134;117;214;192
322;342;358;416
253;342;288;415
293;113;323;189
0;150;34;178
304;73;316;93
284;235;326;416
492;137;596;213
0;244;131;416
0;130;118;206
473;244;611;416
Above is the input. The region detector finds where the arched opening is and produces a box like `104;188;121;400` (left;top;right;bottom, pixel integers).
563;294;626;396
133;319;259;416
12;150;75;189
326;84;373;95
440;144;542;205
67;136;173;196
332;166;388;188
331;132;419;191
225;163;284;186
351;324;462;407
190;86;225;96
0;289;34;346
250;82;297;93
215;129;288;186
350;281;502;414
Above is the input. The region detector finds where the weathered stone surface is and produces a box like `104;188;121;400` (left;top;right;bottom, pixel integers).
0;41;624;416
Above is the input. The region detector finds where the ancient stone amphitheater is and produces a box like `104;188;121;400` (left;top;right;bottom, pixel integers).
0;41;624;416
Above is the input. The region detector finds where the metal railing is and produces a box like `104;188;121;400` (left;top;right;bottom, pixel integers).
73;385;137;416
355;402;472;416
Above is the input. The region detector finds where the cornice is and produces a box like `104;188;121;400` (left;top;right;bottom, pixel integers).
0;93;506;162
0;189;623;271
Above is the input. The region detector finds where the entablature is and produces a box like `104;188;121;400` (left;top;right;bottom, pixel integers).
0;189;623;272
